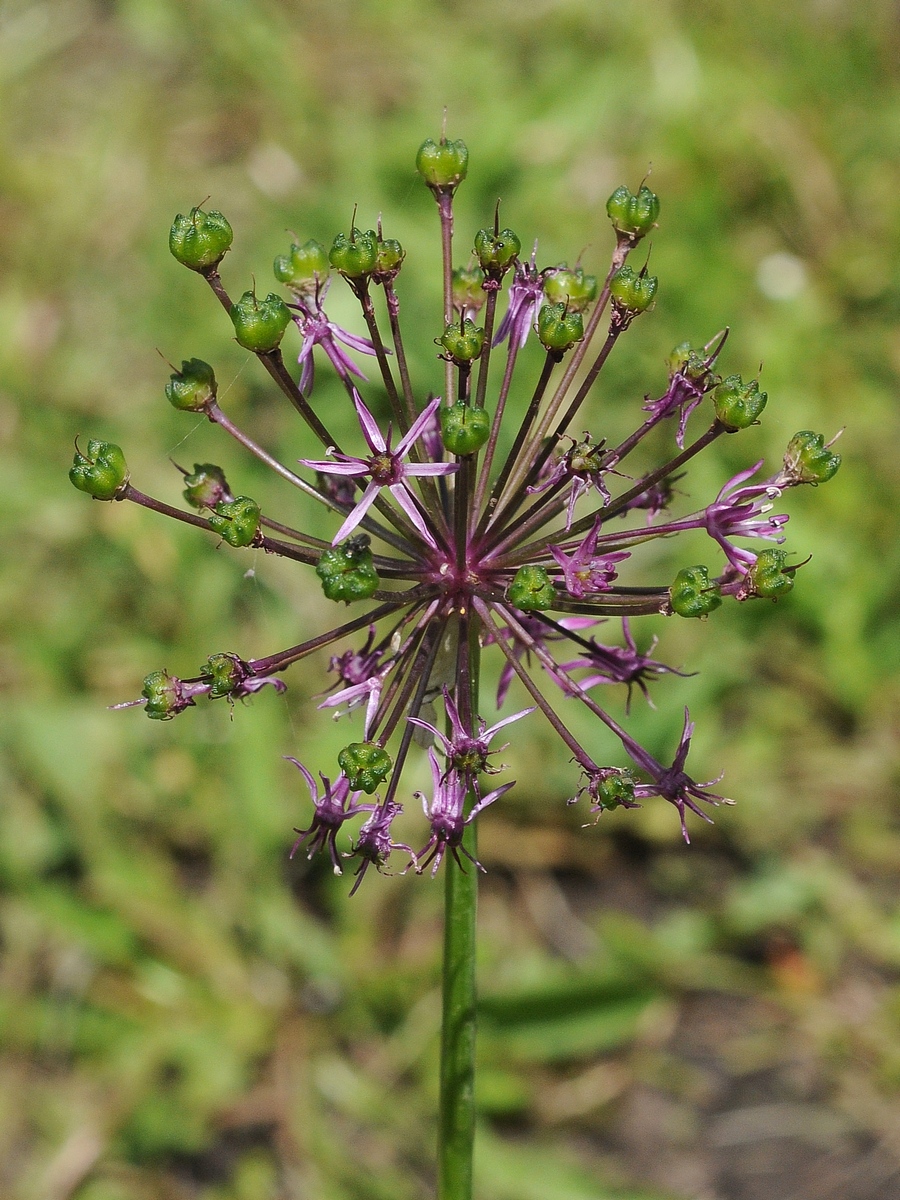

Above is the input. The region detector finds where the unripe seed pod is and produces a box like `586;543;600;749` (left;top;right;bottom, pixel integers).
169;207;233;271
416;137;469;190
609;265;658;314
200;652;248;699
606;184;660;240
182;463;232;510
507;565;556;612
69;439;129;500
440;403;491;455
373;237;405;283
742;548;795;599
666;341;708;382
670;565;722;618
438;319;485;363
274;238;330;296
316;534;380;603
208;496;261;547
543;267;598;312
537;302;584;354
713;375;767;431
338;742;392;793
230;291;291;353
165;358;217;412
452;265;486;312
329;228;379;279
141;670;193;720
473;227;520;275
592;769;638;811
782;430;841;485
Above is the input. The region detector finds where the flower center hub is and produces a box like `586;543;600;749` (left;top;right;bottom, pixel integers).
369;453;400;485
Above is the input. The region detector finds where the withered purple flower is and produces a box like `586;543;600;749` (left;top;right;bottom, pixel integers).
561;617;689;713
286;758;374;874
414;750;514;876
293;299;381;394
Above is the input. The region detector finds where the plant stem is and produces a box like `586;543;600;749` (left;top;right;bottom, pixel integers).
438;621;480;1200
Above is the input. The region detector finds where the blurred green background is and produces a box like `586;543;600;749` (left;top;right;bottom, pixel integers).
2;1;900;1197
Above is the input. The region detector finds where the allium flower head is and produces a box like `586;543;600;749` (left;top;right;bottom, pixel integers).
78;135;840;887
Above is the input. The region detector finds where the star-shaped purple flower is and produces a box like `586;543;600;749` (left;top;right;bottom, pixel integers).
300;391;458;547
549;516;630;598
493;247;545;350
346;799;417;894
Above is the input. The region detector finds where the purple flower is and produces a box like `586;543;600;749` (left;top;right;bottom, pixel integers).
292;300;381;395
704;461;788;570
414;751;514;876
346;800;417;894
407;686;534;790
527;436;615;528
619;709;731;843
562;618;689;713
286;758;373;874
549;516;630;598
493;247;545;350
300;391;458;547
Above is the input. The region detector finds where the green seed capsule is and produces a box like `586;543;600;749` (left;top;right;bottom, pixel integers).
182;463;232;510
670;565;722;618
200;652;246;699
440;403;491;455
141;670;191;720
609;265;658;314
316;534;380;603
606;184;660;240
208;496;261;547
338;742;392;794
165;358;217;412
229;291;291;353
592;769;638;811
743;548;795;599
69;439;129;500
373;237;405;282
537;302;584;354
452;265;486;312
473;227;521;275
416;137;469;190
169;207;233;271
782;431;841;485
438;319;485;363
543;267;598;312
712;375;768;431
666;341;708;382
507;565;556;612
273;238;330;296
329;228;379;279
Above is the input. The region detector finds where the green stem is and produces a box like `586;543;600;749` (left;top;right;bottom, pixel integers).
438;626;480;1200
